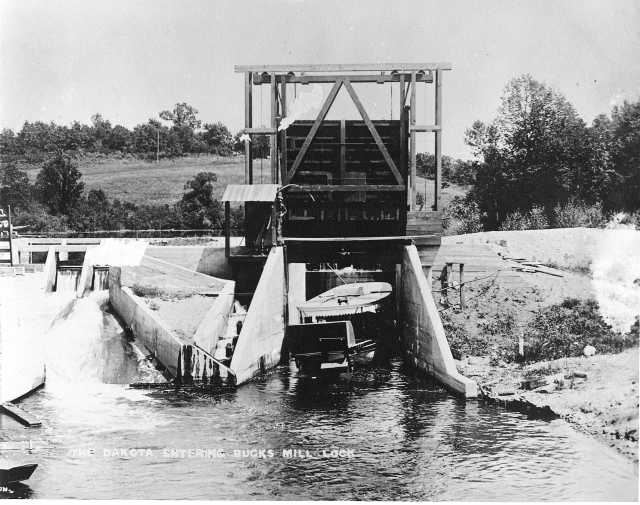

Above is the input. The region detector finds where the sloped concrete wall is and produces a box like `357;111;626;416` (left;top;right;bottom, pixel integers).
109;266;183;377
230;247;285;384
400;245;477;397
193;279;236;355
43;246;57;292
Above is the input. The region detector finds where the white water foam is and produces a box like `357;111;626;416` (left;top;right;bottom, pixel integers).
591;221;640;332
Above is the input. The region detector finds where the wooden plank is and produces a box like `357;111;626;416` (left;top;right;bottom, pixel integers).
283;235;437;242
270;72;278;184
1;402;41;427
278;74;433;84
409;71;417;210
287;184;405;192
410;124;441;132
280;79;287;183
399;74;407;184
224;202;230;258
343;79;404;185
286;79;343;183
7;205;13;267
235;63;453;72
339;119;346;184
244;72;253;184
243;127;277;134
434;69;442;211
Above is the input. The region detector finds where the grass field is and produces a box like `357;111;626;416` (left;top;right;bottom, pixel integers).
22;155;468;207
23;154;249;205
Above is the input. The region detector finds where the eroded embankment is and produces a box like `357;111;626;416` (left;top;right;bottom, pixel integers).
436;227;639;461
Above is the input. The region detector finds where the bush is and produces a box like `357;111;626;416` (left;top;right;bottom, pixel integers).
442;309;517;361
613;211;640;230
552;199;607;228
499;205;549;230
521;298;637;362
444;195;484;234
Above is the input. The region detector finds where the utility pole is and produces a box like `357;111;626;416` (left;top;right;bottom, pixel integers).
156;129;160;163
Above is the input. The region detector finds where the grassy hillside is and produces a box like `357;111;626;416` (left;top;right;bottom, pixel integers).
22;154;249;205
21;155;468;207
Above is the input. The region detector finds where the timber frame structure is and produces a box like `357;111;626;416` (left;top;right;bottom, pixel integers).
226;63;451;267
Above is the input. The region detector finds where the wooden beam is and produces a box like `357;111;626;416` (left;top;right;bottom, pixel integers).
287;184;405;192
409;71;417;210
339;119;346;184
399;75;407;184
270;72;278;184
286;79;343;183
224;201;230;258
283;234;437;242
1;402;42;427
343;79;404;185
434;69;443;211
280;79;288;184
243;127;277;135
235;63;453;73
277;74;433;84
410;124;441;132
244;72;253;184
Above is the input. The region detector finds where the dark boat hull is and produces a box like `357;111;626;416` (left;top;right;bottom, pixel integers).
0;462;37;485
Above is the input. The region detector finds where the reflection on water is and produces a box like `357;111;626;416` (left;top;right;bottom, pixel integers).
0;296;638;500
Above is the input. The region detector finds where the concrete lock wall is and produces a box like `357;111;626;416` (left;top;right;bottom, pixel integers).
109;266;183;377
43;245;57;292
193;278;236;355
287;263;306;325
400;245;478;398
230;247;285;384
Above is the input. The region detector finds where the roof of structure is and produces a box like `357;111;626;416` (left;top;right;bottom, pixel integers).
234;63;452;73
221;184;280;202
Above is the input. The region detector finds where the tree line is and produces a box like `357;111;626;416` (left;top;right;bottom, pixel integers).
0;102;269;163
449;74;639;231
0;153;243;233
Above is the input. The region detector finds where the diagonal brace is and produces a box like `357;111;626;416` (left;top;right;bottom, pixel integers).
286;79;343;183
343;79;404;185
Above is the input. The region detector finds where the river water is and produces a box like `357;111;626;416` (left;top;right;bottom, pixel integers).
0;291;637;500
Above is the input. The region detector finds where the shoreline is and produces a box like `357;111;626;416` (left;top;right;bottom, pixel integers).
459;348;639;462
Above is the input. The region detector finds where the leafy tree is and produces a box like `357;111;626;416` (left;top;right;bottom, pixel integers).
233;132;270;158
90;113;112;150
465;75;595;228
178;172;222;229
201;122;233;155
35;153;85;215
159;103;202;129
604;100;640;210
0;163;33;211
106;125;132;152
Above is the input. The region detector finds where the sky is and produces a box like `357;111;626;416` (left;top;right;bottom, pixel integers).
1;0;639;159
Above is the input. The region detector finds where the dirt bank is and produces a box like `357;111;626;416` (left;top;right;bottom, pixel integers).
438;228;640;460
458;348;639;461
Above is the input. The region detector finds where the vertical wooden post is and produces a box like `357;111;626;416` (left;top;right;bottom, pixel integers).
280;77;287;183
244;72;253;184
399;75;406;184
339;119;346;184
459;263;465;309
270;73;278;184
224;201;230;258
271;205;277;245
409;72;417;211
7;205;14;266
434;69;443;211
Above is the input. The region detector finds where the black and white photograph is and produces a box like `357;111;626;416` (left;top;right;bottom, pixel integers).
0;0;638;500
